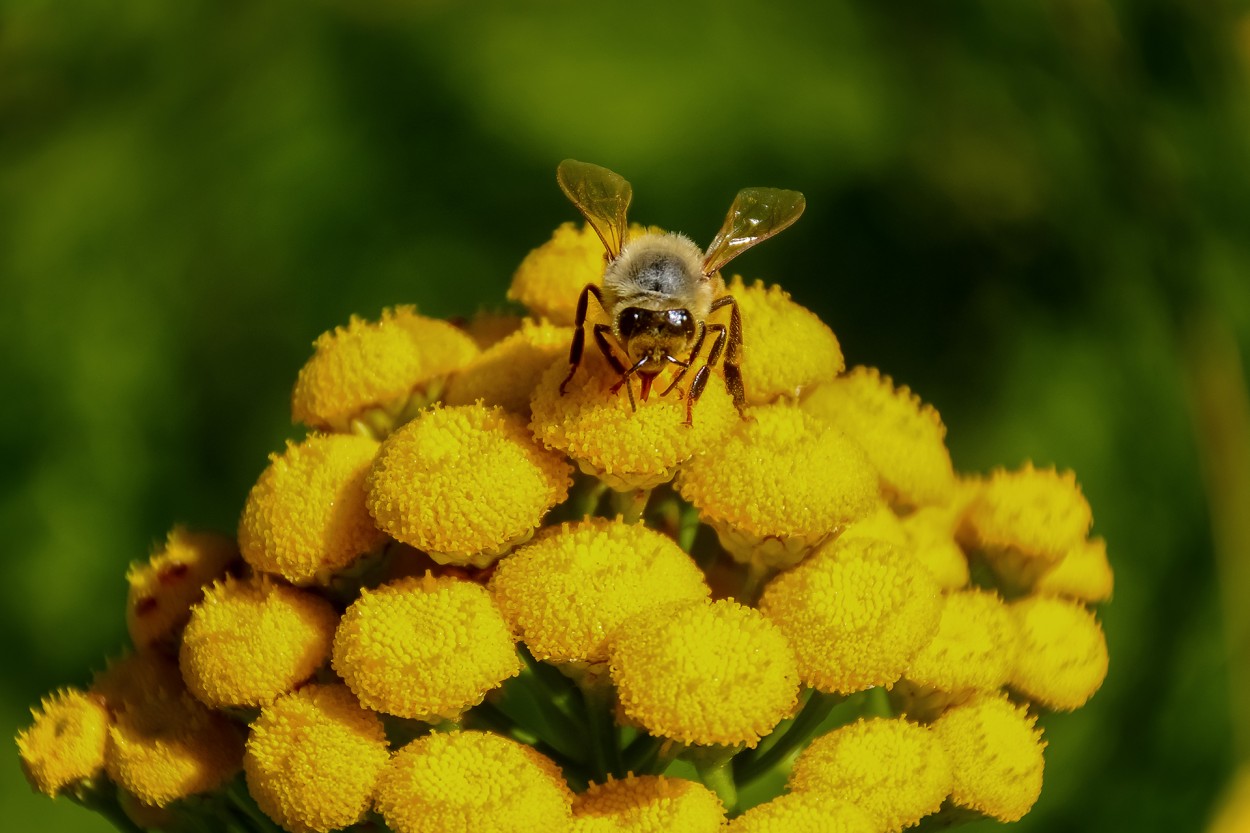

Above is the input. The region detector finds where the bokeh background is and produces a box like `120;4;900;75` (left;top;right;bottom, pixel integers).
4;1;1250;830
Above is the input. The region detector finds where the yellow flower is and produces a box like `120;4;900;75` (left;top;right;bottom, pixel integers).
367;404;571;565
904;589;1017;696
490;518;710;665
374;730;573;833
530;345;739;491
930;693;1045;822
291;306;479;432
839;501;908;546
726;793;879;833
961;463;1092;563
677;402;878;568
726;276;845;404
90;651;186;709
462;310;525;350
571;774;725;833
759;537;942;695
1009;595;1108;710
788;717;951;833
445;319;574;415
125;526;239;649
244;683;391;833
1033;536;1115;603
238;433;387;585
899;505;971;590
332;574;521;721
16;688;110;797
179;575;339;708
509;222;607;325
802;367;956;508
610;599;799;748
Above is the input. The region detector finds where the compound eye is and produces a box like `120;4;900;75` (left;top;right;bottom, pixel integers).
618;307;646;339
666;309;694;338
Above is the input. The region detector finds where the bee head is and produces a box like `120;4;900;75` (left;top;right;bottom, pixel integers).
617;307;696;363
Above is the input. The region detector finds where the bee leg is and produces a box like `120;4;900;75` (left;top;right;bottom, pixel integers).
561;284;611;395
610;354;650;412
661;321;707;398
710;295;746;412
680;324;729;426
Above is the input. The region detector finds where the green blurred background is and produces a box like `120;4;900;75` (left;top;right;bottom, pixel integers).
4;0;1249;829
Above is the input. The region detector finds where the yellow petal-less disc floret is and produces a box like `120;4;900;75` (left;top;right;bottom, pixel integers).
445;319;574;415
930;693;1046;822
179;575;338;708
899;505;971;590
610;599;799;748
961;463;1092;563
726;276;845;405
332;574;521;721
367;404;571;565
759;537;942;695
509;222;607;325
125;527;239;649
244;684;391;833
1034;537;1115;603
802;367;956;508
16;688;110;797
571;774;725;833
531;347;739;491
677;402;878;568
490;518;710;665
726;793;879;833
904;589;1017;696
374;730;573;833
239;433;387;585
788;717;952;833
1009;595;1108;711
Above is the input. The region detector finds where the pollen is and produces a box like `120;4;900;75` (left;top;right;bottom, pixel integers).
930;693;1046;822
125;526;239;649
291;305;479;431
509;222;608;325
726;276;844;404
332;574;521;721
1009;595;1108;710
366;404;571;564
961;463;1093;562
571;774;725;833
904;589;1017;695
16;688;110;797
726;793;879;833
530;348;738;491
178;575;338;709
609;599;799;748
244;683;391;833
1034;536;1114;603
238;433;387;585
758;536;942;695
445;319;574;415
788;717;952;833
676;402;878;568
490;518;710;665
374;730;574;833
802;367;956;508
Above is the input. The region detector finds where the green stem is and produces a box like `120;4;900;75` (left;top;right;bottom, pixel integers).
621;733;666;775
491;670;587;762
610;487;652;524
67;780;145;833
738;558;774;606
864;685;893;718
678;501;701;553
580;681;624;782
736;689;843;783
224;777;285;833
694;756;738;815
571;476;609;520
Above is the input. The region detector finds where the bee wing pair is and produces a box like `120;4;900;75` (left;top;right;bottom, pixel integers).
556;159;805;277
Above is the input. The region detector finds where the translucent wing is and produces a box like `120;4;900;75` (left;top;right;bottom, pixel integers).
702;187;806;277
557;159;632;261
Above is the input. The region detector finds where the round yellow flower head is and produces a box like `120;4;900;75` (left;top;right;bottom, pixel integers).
904;589;1017;696
677;402;878;568
244;683;391;833
332;574;521;721
839;501;908;546
490;518;710;665
374;730;573;833
531;346;738;491
16;688;110;797
726;793;879;833
462;310;525;350
91;650;186;711
899;505;971;589
239;433;387;585
571;774;725;833
962;463;1092;563
125;526;239;649
931;693;1045;822
610;599;799;748
179;575;339;708
1009;595;1108;710
1034;536;1114;603
367;404;571;565
802;367;956;508
788;717;952;833
291;306;479;432
509;222;607;325
445;319;574;415
759;537;942;694
726;276;845;404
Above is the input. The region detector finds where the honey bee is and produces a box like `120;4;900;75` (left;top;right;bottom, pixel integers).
556;159;805;424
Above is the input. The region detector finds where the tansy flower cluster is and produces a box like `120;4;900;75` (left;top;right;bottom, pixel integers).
18;212;1111;833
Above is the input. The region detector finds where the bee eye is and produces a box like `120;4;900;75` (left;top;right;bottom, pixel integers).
666;310;694;338
619;308;646;338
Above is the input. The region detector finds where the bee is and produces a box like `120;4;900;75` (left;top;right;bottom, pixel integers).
556;159;806;424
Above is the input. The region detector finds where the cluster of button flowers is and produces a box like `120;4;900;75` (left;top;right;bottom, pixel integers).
17;220;1112;833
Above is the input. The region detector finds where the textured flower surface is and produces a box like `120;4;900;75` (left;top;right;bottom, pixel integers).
18;175;1111;833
